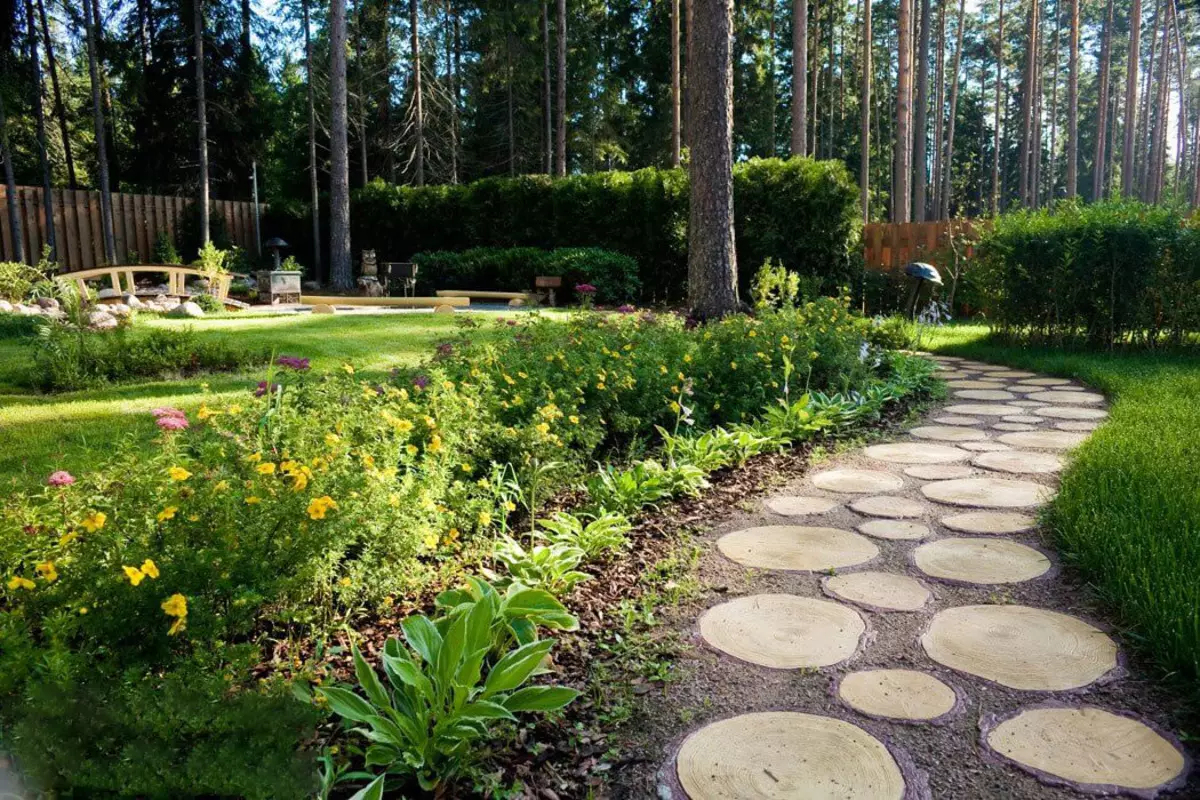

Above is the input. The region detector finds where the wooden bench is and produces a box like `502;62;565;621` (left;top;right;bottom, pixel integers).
304;295;469;308
434;289;533;302
56;265;233;301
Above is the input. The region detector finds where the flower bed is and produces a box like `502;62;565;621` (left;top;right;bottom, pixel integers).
0;302;934;797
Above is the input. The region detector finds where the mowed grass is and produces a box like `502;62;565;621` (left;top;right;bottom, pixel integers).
927;324;1200;700
0;312;504;488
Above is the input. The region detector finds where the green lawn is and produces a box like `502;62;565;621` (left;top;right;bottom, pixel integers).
0;312;501;488
926;324;1200;705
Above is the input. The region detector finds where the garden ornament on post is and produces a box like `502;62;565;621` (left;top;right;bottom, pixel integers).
903;261;943;320
265;237;289;270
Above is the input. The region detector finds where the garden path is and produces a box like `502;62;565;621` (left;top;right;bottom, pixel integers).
648;356;1195;799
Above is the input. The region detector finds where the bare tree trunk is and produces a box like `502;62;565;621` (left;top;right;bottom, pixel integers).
330;0;352;289
194;0;209;246
825;0;833;158
411;0;424;185
933;0;947;214
1093;0;1113;200
543;0;553;172
1121;0;1141;196
506;18;515;176
1147;11;1169;202
302;0;321;280
670;0;682;164
555;0;567;176
912;0;931;220
37;0;76;190
1170;0;1185;199
1065;0;1078;196
1047;0;1060;202
687;0;738;318
860;0;870;220
355;0;368;186
0;92;24;263
685;0;693;149
768;0;776;156
452;1;462;183
792;0;807;155
940;0;966;219
992;0;1004;213
23;0;56;264
1018;0;1038;206
82;0;116;263
893;0;912;221
1137;0;1159;198
1031;40;1042;207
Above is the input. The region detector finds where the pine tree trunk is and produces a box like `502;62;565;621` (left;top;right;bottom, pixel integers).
0;91;24;263
671;0;682;165
302;0;322;280
940;0;965;219
768;0;776;156
1121;0;1141;197
792;0;807;155
83;0;116;263
1047;0;1060;202
825;2;833;158
1170;0;1185;198
811;0;820;156
356;0;368;186
543;0;553;172
1147;12;1169;202
1137;0;1160;198
506;21;515;176
893;0;911;222
860;0;871;220
24;0;56;264
685;0;693;149
411;0;424;185
37;0;76;190
452;1;461;183
194;0;210;246
1065;0;1079;196
1018;0;1038;207
330;0;353;289
687;0;738;319
1093;0;1113;200
555;0;567;176
912;0;931;221
992;0;1004;213
933;0;946;214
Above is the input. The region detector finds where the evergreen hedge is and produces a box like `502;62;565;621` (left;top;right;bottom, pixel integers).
974;202;1200;347
352;157;861;302
411;247;640;304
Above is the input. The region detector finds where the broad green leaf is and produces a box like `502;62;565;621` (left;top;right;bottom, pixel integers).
318;686;376;724
402;615;443;665
463;594;494;654
457;700;518;722
455;646;489;689
352;642;390;709
436;612;468;689
382;653;435;702
347;773;387;800
508;618;538;646
502;685;581;712
481;639;554;699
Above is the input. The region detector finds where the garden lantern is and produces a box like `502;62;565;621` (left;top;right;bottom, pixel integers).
265;237;289;270
903;261;943;320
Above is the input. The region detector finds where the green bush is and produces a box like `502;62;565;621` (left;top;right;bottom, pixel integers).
0;262;46;302
974;201;1200;347
191;293;225;314
30;324;266;391
411;247;639;303
354;158;860;302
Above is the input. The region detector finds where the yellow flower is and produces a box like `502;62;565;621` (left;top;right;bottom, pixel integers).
396;419;414;434
659;365;668;374
406;444;419;456
245;496;262;505
684;353;693;363
423;416;437;429
388;493;401;508
460;462;472;472
123;566;147;586
478;511;492;526
81;511;107;532
535;422;550;436
162;593;188;635
291;472;309;492
504;500;517;512
228;404;243;415
730;361;738;370
58;531;79;547
569;415;580;424
141;559;160;579
748;329;757;338
429;434;442;453
442;380;455;390
213;480;230;493
168;466;192;481
339;577;352;587
307;495;338;520
244;452;263;464
35;561;57;582
256;462;276;475
780;334;790;344
324;432;341;446
6;576;35;591
78;607;88;614
423;532;439;549
342;363;355;375
157;505;179;523
196;404;221;420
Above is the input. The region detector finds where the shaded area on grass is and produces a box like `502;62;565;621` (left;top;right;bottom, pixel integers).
927;324;1200;712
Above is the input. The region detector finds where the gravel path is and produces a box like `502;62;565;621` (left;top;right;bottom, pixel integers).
620;356;1196;800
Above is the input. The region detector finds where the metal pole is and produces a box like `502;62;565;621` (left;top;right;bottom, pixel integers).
251;160;261;256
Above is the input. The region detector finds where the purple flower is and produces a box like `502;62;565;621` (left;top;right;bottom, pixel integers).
616;304;636;314
156;415;190;431
435;343;454;357
575;283;597;295
275;355;311;371
412;374;430;389
47;470;76;487
254;381;279;398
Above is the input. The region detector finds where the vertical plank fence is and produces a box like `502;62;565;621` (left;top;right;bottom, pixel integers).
862;219;984;272
0;185;263;270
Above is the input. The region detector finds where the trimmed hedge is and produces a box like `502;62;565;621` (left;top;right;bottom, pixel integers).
411;247;640;304
352;158;861;302
974;202;1200;347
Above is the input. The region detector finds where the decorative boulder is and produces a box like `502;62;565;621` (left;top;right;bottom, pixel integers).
35;297;60;310
0;300;12;314
311;303;336;314
108;304;131;316
16;304;42;316
166;301;205;319
88;310;119;330
97;288;122;300
122;294;144;308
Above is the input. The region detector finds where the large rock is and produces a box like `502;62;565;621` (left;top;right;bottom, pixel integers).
122;294;144;308
166;301;205;319
107;304;132;316
97;288;122;300
16;304;42;316
0;300;12;314
88;310;119;330
35;297;60;310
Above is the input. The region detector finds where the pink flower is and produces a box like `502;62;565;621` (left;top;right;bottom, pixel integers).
47;470;76;487
575;283;597;295
156;415;190;431
151;407;186;419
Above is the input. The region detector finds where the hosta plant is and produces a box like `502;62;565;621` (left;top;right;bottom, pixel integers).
485;537;591;597
433;576;579;656
586;461;675;514
318;605;579;795
536;510;633;559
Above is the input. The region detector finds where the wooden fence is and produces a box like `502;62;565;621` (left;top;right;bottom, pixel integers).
0;185;264;271
862;219;984;271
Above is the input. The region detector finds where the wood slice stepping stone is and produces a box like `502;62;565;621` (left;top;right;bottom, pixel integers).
997;430;1088;450
1057;420;1101;432
766;496;839;516
838;669;957;721
955;389;1017;401
937;370;970;379
922;477;1055;508
904;464;975;480
864;441;969;464
992;422;1036;431
812;468;904;494
849;495;926;519
914;538;1052;584
973;450;1064;475
823;571;931;611
984;706;1187;795
908;425;988;442
858;519;932;540
921;605;1118;690
956;441;1012;452
1026;390;1104;404
1002;414;1045;424
717;526;879;571
1006;399;1044;407
675;712;907;799
940;510;1037;534
1032;405;1109;420
698;594;865;669
988;370;1038;378
945;379;1008;389
1014;377;1071;386
943;403;1023;416
1055;385;1087;391
933;415;983;426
